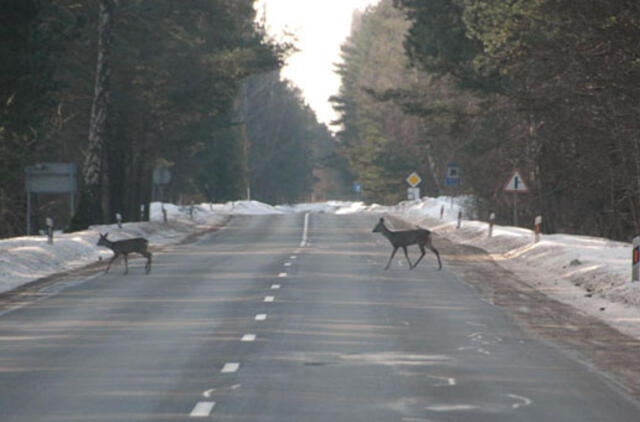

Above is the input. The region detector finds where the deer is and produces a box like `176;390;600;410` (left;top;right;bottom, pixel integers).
97;233;152;274
372;217;442;271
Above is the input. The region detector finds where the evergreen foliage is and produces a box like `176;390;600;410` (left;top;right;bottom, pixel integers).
335;0;640;239
0;0;341;236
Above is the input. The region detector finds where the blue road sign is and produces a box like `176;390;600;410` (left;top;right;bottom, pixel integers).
445;163;461;186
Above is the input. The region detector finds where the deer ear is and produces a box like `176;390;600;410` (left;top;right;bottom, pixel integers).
379;218;384;222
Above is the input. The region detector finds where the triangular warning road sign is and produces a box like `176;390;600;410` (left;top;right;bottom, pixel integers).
504;170;529;192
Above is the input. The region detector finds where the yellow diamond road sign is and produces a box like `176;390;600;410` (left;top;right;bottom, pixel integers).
406;172;422;187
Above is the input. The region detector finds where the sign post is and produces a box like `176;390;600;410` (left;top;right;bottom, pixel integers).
406;172;422;200
504;169;529;226
46;217;54;244
352;182;362;200
25;163;77;235
152;167;172;202
445;164;461;187
633;236;640;282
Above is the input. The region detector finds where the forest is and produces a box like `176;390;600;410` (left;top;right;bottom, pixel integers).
4;0;640;241
332;0;640;240
0;0;346;237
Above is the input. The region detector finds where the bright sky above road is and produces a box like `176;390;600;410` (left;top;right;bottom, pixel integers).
257;0;381;129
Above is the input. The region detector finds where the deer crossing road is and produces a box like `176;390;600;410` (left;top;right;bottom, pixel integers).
0;214;638;421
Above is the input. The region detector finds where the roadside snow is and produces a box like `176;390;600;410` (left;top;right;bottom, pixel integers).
2;196;639;342
0;202;228;294
375;197;640;341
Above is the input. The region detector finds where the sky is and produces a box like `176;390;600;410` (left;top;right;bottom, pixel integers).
257;0;381;129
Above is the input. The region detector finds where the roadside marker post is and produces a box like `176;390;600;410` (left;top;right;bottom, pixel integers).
457;210;462;229
489;212;495;238
46;217;54;244
440;205;445;219
632;236;640;282
534;216;542;243
116;213;122;228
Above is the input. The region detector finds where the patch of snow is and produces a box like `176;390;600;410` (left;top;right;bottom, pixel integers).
378;196;640;341
2;195;640;343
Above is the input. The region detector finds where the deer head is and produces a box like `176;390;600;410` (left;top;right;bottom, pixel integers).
372;218;385;233
97;232;110;247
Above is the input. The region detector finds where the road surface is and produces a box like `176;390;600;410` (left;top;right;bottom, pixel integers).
0;213;639;421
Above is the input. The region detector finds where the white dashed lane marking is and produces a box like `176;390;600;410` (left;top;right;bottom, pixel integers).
278;272;287;278
241;334;256;342
221;363;240;373
290;255;297;260
300;212;310;247
271;284;280;290
190;401;215;417
284;262;292;267
255;314;267;321
264;296;275;302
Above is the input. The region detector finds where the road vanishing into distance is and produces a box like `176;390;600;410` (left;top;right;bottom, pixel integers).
1;213;640;421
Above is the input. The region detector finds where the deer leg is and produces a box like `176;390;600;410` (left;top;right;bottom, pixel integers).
402;246;414;269
411;244;426;270
142;252;152;274
385;247;398;270
105;252;119;274
430;245;442;270
123;254;129;275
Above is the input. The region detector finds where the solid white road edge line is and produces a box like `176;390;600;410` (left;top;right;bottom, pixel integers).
190;401;215;417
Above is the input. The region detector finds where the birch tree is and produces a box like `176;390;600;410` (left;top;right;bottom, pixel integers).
71;0;116;229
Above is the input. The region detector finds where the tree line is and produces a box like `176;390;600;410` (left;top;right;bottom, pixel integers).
333;0;640;240
0;0;344;237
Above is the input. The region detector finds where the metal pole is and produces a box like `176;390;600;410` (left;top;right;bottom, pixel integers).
27;192;31;235
633;236;640;282
46;217;54;244
513;193;518;227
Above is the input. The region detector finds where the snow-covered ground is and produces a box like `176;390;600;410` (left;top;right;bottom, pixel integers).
1;197;639;341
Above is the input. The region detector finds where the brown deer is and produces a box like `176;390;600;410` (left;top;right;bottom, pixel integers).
372;217;442;270
97;233;152;274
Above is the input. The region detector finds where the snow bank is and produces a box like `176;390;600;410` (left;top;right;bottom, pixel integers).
380;196;640;340
0;202;228;295
2;195;640;341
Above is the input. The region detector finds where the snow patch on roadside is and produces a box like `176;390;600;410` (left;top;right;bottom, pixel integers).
0;202;229;294
3;196;640;343
379;197;640;340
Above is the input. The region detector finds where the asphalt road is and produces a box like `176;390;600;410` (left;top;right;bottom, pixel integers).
0;213;639;421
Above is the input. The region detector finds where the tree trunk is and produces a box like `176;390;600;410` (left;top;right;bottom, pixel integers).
70;0;116;230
